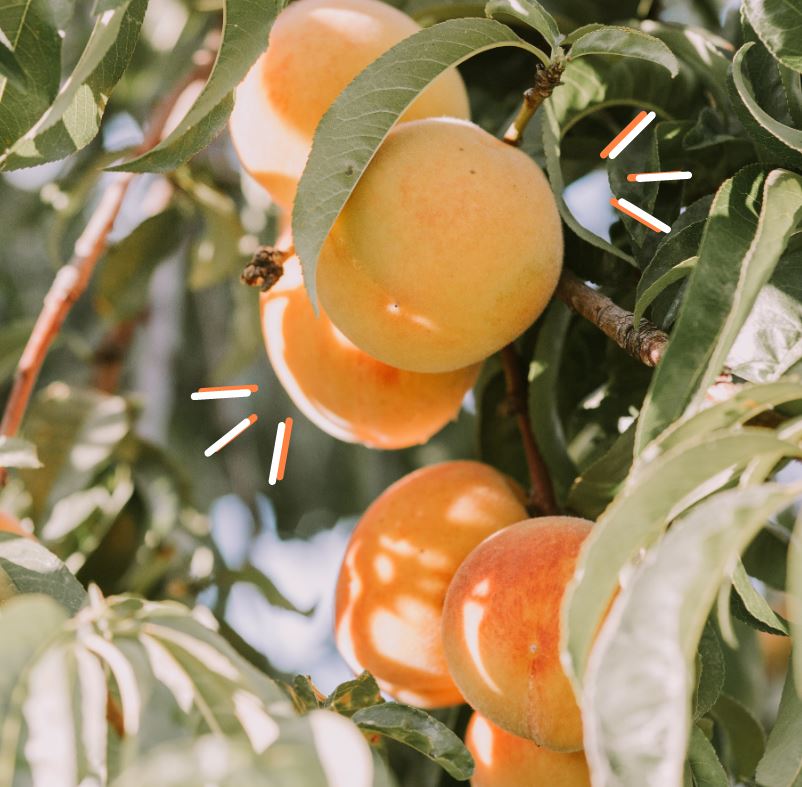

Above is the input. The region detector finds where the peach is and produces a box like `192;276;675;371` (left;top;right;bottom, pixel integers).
229;0;470;209
334;461;528;707
442;516;592;751
317;117;563;372
261;256;480;448
466;712;591;787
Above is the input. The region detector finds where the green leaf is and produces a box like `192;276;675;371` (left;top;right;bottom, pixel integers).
292;17;544;304
729;43;802;170
687;725;729;787
529;302;578;501
111;0;286;172
0;40;23;87
18;385;133;522
95;208;184;320
755;668;802;787
0;436;41;469
0;0;62;155
353;702;473;781
582;482;802;787
633;256;696;325
744;0;802;74
731;560;788;635
709;693;765;781
567;26;679;77
0;0;147;171
287;674;325;714
694;624;725;719
325;671;384;717
636;168;802;452
0;534;87;613
484;0;561;51
790;507;802;694
563;429;802;683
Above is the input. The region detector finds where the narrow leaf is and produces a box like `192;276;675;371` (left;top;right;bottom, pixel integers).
568;26;679;77
709;693;765;781
756;668;802;787
583;483;802;787
687;725;729;787
292;17;544;303
353;702;473;780
111;0;286;172
790;506;802;693
484;0;560;51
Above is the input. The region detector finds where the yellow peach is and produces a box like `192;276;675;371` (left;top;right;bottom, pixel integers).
466;712;591;787
261;256;479;448
334;461;528;707
230;0;470;209
317;117;563;372
442;516;592;751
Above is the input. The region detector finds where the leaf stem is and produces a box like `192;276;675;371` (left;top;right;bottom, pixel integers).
503;58;565;146
0;56;214;487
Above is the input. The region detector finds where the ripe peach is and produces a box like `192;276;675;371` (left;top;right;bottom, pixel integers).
466;712;590;787
334;461;528;707
229;0;470;209
317;117;563;373
442;516;592;751
261;256;480;448
0;511;32;539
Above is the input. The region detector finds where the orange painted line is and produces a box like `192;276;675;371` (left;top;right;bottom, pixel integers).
600;111;648;159
610;198;664;233
216;414;258;450
277;417;293;481
197;385;259;393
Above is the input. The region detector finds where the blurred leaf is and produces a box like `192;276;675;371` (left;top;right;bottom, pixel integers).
287;674;325;714
0;0;61;155
790;507;802;694
567;26;679;77
728;242;802;382
111;0;287;172
564;428;802;683
0;318;34;384
730;560;787;635
565;424;634;518
0;534;86;612
529;302;578;502
694;623;725;719
18;385;133;521
687;724;729;787
729;43;802;171
96;207;184;320
293;17;544;304
485;0;561;51
0;0;147;170
0;436;41;469
582;482;802;787
0;40;23;87
325;671;383;717
636;167;802;452
709;693;765;781
744;0;802;74
755;668;802;787
353;702;473;781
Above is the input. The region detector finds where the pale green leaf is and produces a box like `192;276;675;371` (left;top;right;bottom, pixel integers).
568;26;679;77
111;0;286;172
633;256;696;325
0;436;41;469
292;17;544;303
484;0;560;50
687;725;729;787
756;668;802;787
744;0;802;74
790;507;802;694
709;693;765;781
583;483;802;787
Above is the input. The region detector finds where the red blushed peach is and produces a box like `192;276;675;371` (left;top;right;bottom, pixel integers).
466;712;591;787
334;461;528;707
442;517;593;751
260;256;480;449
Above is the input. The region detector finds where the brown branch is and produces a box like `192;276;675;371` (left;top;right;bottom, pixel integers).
500;345;558;516
0;55;214;485
503;60;564;146
555;269;669;367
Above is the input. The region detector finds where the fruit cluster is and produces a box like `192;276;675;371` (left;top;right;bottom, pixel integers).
232;1;576;781
231;0;563;450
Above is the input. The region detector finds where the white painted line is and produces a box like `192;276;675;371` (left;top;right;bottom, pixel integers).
268;421;286;486
204;416;256;457
617;198;672;233
191;389;254;400
608;111;656;159
631;171;693;182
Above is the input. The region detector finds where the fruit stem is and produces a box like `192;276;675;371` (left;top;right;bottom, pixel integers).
503;58;565;146
500;345;559;517
240;245;294;291
555;270;669;367
0;53;216;487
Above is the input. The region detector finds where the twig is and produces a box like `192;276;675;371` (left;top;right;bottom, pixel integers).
500;345;558;516
0;55;214;485
503;60;564;146
555;269;668;367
